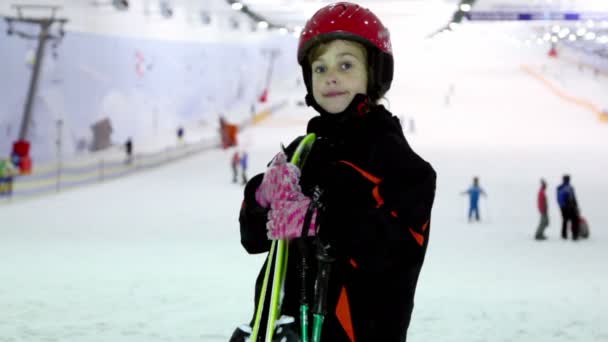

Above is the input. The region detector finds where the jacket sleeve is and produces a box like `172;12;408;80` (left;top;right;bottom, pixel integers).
319;132;436;271
239;173;271;254
376;133;436;263
238;136;306;254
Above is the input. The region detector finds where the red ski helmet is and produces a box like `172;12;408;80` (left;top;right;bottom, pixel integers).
297;2;394;101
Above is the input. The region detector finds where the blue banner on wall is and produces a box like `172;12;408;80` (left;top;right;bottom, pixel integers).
466;11;608;21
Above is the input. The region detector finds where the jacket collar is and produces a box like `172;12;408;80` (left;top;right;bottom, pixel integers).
305;93;372;120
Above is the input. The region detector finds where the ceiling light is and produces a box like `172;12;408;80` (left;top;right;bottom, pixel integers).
257;21;268;29
584;32;596;40
231;3;243;11
459;4;471;12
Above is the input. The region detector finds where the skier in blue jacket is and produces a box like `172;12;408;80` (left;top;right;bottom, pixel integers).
462;177;487;222
556;174;579;240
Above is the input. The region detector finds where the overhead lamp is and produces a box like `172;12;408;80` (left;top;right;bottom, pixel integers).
278;27;288;35
257;21;268;29
551;36;558;43
584;32;596;40
597;35;608;44
586;20;594;28
568;34;576;41
576;27;586;36
231;2;243;11
459;4;471;12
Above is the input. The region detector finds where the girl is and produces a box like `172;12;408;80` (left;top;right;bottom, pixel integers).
233;2;436;341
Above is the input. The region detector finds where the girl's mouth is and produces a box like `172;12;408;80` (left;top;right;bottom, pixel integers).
323;91;346;97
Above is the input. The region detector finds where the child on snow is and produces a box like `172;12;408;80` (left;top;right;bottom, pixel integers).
0;157;17;196
240;151;248;185
232;2;436;341
461;177;487;222
535;178;549;240
231;151;240;183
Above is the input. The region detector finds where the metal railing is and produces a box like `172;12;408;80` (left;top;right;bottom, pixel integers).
0;136;220;202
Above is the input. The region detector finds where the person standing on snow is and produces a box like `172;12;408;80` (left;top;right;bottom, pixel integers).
461;177;487;222
556;174;580;240
0;157;17;196
231;2;436;341
535;178;549;240
231;151;240;184
240;151;249;185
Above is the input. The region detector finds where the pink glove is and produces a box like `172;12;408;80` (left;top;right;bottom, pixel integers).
255;151;317;239
255;152;303;208
267;199;318;240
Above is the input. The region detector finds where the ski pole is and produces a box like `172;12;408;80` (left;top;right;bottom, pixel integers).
297;187;323;342
312;239;334;342
265;133;317;342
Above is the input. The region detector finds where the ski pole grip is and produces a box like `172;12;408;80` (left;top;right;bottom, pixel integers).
313;242;334;316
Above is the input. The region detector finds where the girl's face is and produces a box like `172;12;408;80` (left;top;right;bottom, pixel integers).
311;40;368;114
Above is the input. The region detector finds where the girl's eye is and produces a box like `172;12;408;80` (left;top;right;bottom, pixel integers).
314;65;326;73
341;62;352;70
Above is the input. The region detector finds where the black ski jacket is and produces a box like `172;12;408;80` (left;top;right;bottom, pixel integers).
239;96;436;342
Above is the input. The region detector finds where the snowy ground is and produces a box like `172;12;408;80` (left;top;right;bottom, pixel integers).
2;30;608;342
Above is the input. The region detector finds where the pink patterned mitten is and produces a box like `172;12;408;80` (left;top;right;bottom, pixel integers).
267;199;318;240
255;152;302;208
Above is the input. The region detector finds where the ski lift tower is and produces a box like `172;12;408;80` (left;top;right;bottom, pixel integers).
3;4;68;163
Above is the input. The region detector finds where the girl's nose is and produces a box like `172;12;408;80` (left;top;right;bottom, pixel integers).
326;76;337;85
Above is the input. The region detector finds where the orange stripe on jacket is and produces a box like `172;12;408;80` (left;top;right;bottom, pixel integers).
337;161;381;184
409;228;425;246
336;287;355;342
409;220;430;246
337;160;384;207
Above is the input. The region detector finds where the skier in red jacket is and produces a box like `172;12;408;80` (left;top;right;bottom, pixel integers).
535;178;549;240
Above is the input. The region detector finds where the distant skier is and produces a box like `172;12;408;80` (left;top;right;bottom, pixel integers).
0;157;17;196
240;151;248;185
177;126;184;143
231;151;240;184
461;177;487;222
125;138;133;164
535;179;549;240
556;174;580;240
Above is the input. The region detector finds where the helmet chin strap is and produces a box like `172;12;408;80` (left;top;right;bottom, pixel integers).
305;93;371;119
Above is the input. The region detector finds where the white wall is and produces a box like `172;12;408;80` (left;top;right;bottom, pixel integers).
0;0;300;162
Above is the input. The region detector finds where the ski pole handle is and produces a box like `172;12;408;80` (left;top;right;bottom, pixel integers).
311;241;335;342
